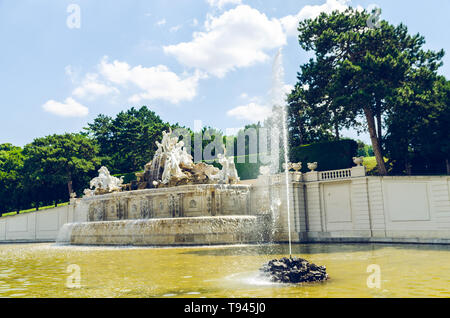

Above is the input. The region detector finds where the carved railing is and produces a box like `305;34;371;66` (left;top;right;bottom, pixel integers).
319;168;352;181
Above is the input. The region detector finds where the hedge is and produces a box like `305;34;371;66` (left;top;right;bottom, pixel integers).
113;172;140;184
289;139;358;172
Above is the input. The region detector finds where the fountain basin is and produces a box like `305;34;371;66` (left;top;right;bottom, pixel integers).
83;184;252;221
58;215;271;246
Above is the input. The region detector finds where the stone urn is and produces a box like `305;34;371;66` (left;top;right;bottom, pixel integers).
307;162;318;172
291;162;302;172
353;156;364;167
282;162;293;172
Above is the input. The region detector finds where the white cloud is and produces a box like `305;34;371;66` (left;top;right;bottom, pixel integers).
65;65;74;79
42;97;89;117
156;19;166;26
164;5;286;77
280;0;351;36
207;0;242;9
64;65;80;84
227;102;272;122
99;57;205;104
170;25;182;32
72;73;119;99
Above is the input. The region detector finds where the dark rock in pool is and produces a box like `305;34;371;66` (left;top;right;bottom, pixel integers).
260;257;328;284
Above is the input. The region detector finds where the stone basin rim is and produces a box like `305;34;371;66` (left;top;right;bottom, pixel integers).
80;183;252;202
67;215;261;226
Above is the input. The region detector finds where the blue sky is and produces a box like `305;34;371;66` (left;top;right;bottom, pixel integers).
1;0;450;146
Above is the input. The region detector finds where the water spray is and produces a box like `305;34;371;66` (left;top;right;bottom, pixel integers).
272;48;293;258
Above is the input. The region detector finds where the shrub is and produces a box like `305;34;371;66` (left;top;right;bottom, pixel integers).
113;172;139;184
290;139;358;172
234;154;261;180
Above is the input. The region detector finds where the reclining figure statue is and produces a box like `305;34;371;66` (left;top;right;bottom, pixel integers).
84;166;124;196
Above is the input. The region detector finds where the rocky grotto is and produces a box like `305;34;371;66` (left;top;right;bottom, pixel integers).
260;257;329;284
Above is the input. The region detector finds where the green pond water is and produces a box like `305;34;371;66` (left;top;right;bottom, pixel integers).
0;243;449;298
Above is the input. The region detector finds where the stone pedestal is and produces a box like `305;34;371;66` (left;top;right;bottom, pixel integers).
305;171;319;182
351;165;366;177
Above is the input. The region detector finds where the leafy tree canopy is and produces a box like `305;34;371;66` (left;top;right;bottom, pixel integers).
289;7;444;175
85;106;172;173
23;133;100;201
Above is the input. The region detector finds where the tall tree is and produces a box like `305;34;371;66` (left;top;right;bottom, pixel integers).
85;106;171;173
287;87;338;146
385;75;450;174
0;144;25;214
23;133;100;201
291;8;444;175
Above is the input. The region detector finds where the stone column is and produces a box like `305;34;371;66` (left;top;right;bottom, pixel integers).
367;177;387;238
304;181;322;238
269;173;301;243
304;171;319;182
350;177;372;238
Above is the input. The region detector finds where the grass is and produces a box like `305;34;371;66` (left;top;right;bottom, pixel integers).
363;156;377;172
363;156;389;174
1;201;69;217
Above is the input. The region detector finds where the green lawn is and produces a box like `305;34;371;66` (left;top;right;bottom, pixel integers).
363;156;389;174
1;202;69;217
363;156;377;171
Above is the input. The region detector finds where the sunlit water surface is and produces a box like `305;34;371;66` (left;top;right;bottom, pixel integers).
0;243;449;298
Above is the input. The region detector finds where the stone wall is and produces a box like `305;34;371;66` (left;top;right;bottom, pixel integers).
83;184;252;222
263;172;450;244
0;200;88;242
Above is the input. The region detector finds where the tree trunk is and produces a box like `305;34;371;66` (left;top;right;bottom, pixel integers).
298;124;304;145
335;122;340;140
405;158;412;176
67;180;73;200
364;106;387;175
376;112;382;143
298;110;305;145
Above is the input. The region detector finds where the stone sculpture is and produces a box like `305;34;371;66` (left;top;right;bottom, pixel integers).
84;166;124;196
307;162;318;171
132;129;240;189
84;129;241;195
217;152;240;184
291;162;302;172
353;156;364;166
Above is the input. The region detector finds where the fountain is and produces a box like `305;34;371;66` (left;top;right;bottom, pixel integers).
260;257;328;283
55;49;328;284
257;49;328;283
271;48;293;258
57;128;271;246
